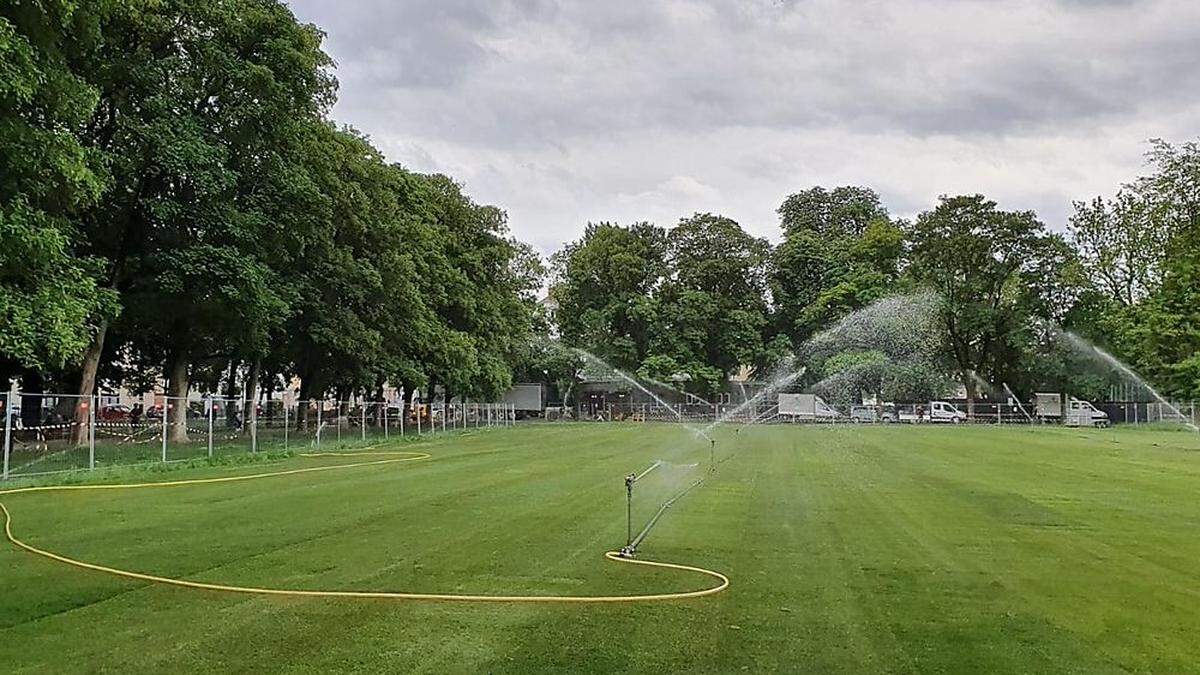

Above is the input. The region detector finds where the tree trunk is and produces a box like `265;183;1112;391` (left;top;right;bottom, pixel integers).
166;353;190;443
963;376;977;421
71;320;108;444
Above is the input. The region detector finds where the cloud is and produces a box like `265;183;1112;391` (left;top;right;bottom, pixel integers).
287;0;1200;253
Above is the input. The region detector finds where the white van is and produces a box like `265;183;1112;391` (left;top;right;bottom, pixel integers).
1065;398;1110;427
899;401;967;424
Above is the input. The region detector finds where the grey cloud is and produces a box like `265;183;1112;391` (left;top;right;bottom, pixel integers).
286;0;1200;251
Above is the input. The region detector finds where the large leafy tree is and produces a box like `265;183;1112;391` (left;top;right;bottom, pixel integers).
0;1;116;380
66;0;336;440
649;213;771;393
1062;138;1200;399
1069;190;1169;307
907;195;1074;413
418;173;542;401
551;222;667;371
777;185;888;239
279;126;433;411
770;186;902;344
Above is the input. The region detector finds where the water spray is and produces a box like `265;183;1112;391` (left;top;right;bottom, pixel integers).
1060;331;1198;432
1003;382;1034;423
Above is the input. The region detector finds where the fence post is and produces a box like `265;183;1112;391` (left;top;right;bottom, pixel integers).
337;401;342;443
3;389;15;479
207;398;214;458
283;402;289;451
361;403;366;442
251;400;258;454
316;401;322;449
384;402;389;440
89;393;96;470
417;404;422;434
160;397;168;463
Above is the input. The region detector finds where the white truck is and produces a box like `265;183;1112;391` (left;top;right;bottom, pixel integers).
899;401;967;424
778;393;840;421
1035;393;1110;427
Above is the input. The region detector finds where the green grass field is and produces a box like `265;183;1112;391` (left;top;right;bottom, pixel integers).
3;422;1200;673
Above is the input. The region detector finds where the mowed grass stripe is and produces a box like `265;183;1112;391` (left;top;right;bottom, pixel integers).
3;423;1200;673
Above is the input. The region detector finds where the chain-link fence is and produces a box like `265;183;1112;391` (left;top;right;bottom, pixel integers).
560;397;1200;428
0;390;516;480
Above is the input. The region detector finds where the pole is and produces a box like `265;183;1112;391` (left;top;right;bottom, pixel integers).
417;402;422;434
207;397;214;458
2;389;11;480
160;395;168;463
625;474;635;548
316;401;322;449
89;393;96;470
361;403;366;442
384;402;389;440
442;396;447;433
283;402;289;451
250;397;257;454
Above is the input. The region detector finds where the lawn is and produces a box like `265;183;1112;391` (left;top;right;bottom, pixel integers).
2;422;1200;673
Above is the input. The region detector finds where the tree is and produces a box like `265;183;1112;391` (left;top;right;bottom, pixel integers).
551;222;667;371
1069;190;1169;306
418;173;541;401
0;1;117;380
777;185;888;239
649;213;771;394
770;186;902;345
1062;138;1200;399
65;0;336;441
907;195;1074;415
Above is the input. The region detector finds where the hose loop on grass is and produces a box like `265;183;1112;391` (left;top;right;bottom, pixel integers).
0;450;729;603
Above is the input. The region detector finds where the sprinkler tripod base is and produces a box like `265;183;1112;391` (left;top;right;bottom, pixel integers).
618;545;638;558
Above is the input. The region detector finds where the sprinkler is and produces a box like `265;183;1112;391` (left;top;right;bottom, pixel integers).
620;473;637;557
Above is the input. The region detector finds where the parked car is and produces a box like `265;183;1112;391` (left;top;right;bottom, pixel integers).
98;404;131;422
850;404;897;423
899;401;967;424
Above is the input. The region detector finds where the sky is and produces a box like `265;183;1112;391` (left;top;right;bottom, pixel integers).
286;0;1200;255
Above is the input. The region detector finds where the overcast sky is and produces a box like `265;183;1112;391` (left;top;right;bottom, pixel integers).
286;0;1200;254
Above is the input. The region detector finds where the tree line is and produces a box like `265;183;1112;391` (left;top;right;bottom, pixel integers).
1;1;541;441
550;141;1200;408
4;1;1199;431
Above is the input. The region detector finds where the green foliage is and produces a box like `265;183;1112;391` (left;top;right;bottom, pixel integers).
1063;139;1200;399
552;222;667;371
0;1;116;373
907;195;1074;402
770;186;903;344
777;185;888;239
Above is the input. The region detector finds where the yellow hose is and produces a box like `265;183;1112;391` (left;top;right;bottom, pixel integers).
0;450;729;603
